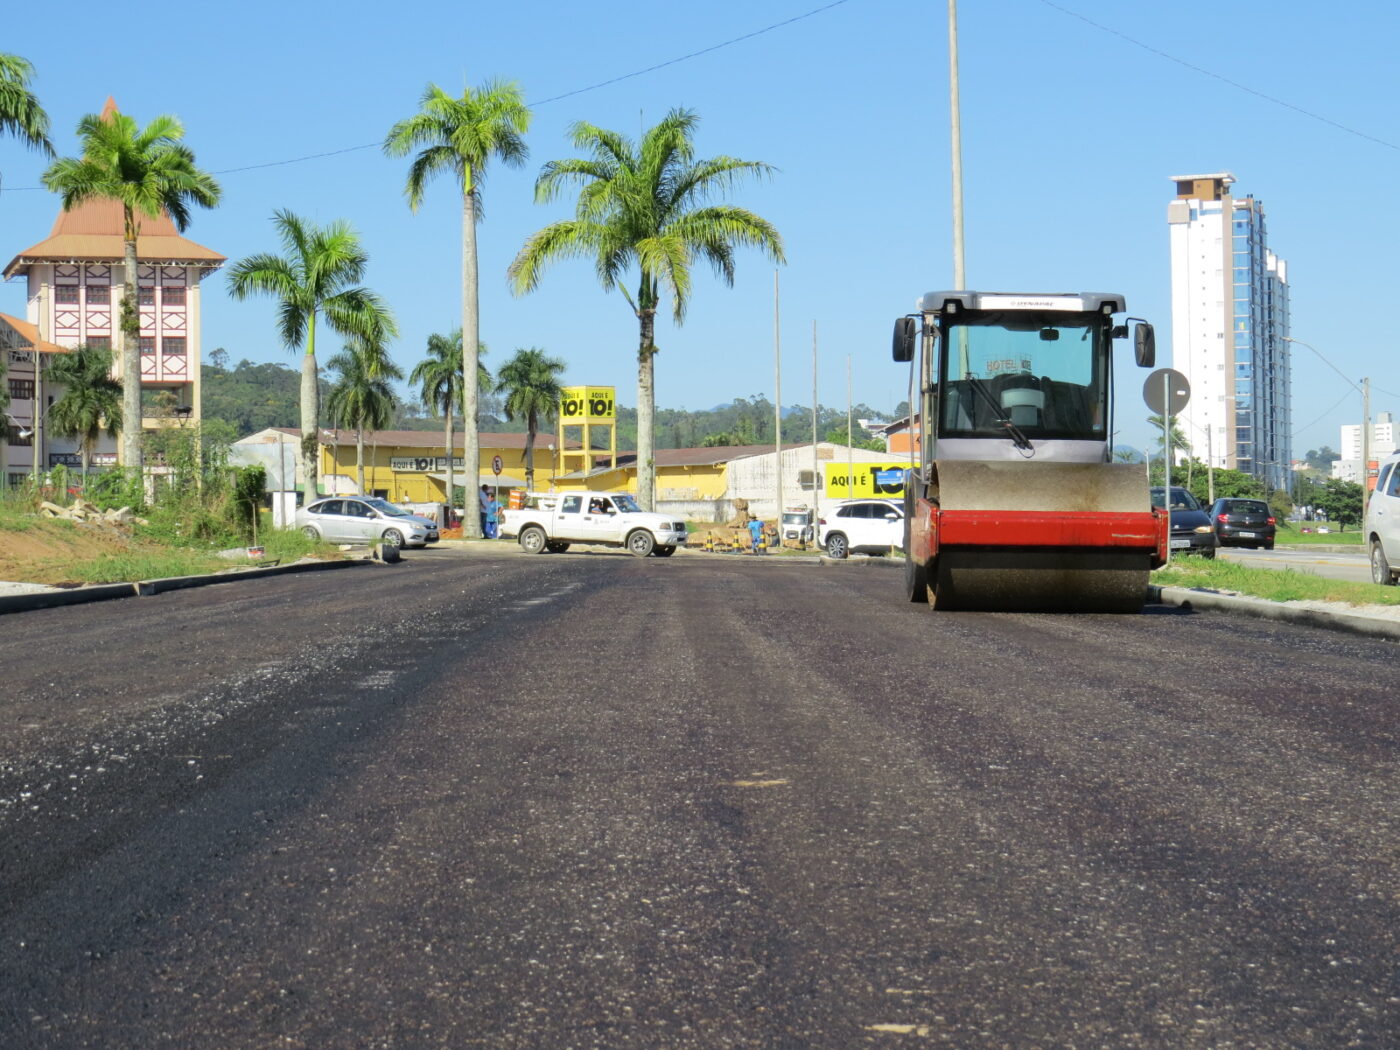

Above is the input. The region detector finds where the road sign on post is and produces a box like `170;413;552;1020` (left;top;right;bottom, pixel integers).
1143;368;1191;564
1143;368;1190;416
492;455;503;476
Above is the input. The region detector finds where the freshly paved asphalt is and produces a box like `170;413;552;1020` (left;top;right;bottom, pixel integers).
0;548;1396;1048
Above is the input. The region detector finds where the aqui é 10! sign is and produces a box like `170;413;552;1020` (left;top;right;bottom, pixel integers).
559;385;615;421
825;462;909;499
391;456;464;473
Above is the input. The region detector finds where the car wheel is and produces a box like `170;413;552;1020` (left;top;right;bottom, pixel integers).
1263;541;1274;551
382;528;405;549
544;540;570;553
825;533;848;559
1371;539;1396;585
520;526;547;555
301;525;320;541
627;530;655;558
1200;546;1216;560
653;546;675;557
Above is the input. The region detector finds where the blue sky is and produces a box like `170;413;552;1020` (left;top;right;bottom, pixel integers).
3;0;1396;455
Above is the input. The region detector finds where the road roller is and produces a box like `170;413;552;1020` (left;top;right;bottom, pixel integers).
892;291;1168;611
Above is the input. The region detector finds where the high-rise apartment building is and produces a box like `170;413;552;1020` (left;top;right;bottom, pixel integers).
1167;172;1291;491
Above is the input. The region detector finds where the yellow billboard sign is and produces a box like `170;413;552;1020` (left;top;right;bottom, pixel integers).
825;462;910;499
559;386;615;421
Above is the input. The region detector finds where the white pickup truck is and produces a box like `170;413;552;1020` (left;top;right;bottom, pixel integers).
500;491;688;557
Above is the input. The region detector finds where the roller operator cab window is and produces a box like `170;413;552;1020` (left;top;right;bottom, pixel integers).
937;312;1109;442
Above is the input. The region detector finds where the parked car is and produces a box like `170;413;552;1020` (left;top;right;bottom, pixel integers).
818;499;904;559
295;496;439;548
1209;497;1276;549
1365;451;1400;585
1149;486;1217;558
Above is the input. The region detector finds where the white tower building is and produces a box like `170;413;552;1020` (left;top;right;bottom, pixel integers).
1167;173;1291;491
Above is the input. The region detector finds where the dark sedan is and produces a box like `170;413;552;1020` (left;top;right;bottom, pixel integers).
1150;486;1217;558
1210;497;1276;549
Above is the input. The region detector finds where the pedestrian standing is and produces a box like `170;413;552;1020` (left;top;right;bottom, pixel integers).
747;516;764;554
479;485;491;536
486;492;502;539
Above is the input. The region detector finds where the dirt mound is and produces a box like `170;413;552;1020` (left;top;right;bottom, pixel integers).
0;517;146;585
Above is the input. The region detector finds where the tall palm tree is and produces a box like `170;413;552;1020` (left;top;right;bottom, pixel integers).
42;105;219;470
45;344;122;482
494;347;565;491
409;330;493;511
227;210;397;500
0;53;53;170
383;79;531;537
509;108;783;508
326;341;403;495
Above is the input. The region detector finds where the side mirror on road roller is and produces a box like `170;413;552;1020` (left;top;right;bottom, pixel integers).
892;317;916;362
1134;322;1156;368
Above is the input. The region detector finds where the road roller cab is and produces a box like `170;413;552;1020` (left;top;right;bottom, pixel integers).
893;292;1168;611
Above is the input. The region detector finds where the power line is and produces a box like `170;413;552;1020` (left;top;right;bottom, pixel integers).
3;0;855;188
1036;0;1400;153
1292;389;1354;441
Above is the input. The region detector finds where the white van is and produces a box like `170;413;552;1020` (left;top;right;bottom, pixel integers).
1365;451;1400;584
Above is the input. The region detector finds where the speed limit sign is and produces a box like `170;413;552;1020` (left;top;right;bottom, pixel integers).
492;455;503;476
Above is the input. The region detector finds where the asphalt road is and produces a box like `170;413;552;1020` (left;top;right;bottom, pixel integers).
1;548;1397;1048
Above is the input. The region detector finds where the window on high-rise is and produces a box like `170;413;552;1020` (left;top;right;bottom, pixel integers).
53;286;79;304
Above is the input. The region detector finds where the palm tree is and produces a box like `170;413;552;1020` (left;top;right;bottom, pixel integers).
326;341;403;494
227;210;397;500
0;53;53;169
494;347;565;491
409;330;493;512
383;79;531;537
45;344;122;482
509;108;783;508
42;105;219;470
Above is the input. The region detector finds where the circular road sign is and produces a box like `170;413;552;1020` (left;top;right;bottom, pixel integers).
1143;368;1191;415
492;455;503;476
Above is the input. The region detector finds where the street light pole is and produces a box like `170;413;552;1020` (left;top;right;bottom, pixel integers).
948;0;966;288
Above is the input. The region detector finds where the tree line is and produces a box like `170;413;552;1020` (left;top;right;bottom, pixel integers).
4;54;784;539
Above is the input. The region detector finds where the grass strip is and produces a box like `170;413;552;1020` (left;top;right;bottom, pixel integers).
1152;557;1400;607
60;550;230;584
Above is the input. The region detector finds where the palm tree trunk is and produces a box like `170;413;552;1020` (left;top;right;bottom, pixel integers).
525;410;536;491
444;405;454;520
357;428;365;494
461;184;482;538
637;308;657;510
301;313;319;501
120;232;143;470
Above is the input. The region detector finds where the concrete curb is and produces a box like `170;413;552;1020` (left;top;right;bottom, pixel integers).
1148;585;1400;642
0;557;367;616
817;556;1399;641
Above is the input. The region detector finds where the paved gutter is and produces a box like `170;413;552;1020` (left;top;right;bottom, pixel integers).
0;557;368;616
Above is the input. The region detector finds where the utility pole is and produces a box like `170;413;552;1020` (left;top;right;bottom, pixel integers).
773;270;783;523
847;356;854;496
1362;376;1371;514
811;321;819;544
1207;425;1215;505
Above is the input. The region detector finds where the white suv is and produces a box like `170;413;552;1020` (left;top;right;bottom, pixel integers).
819;499;904;558
1365;452;1400;584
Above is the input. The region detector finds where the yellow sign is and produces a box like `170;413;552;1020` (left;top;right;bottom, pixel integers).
825;462;909;499
559;386;615;421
